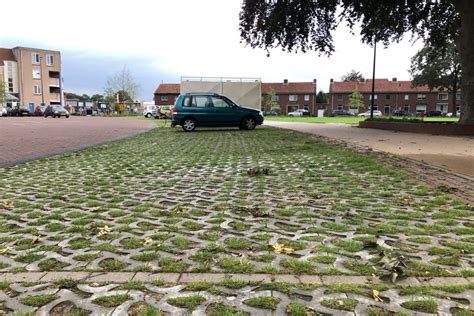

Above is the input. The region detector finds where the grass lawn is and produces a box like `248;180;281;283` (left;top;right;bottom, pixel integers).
0;125;471;278
265;115;460;124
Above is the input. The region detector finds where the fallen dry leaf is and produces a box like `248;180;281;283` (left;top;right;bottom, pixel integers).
143;237;153;245
97;225;111;237
373;289;383;302
32;236;42;244
273;242;294;254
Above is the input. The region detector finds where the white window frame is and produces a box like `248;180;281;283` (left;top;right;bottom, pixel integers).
32;53;40;64
46;55;54;66
304;94;310;101
33;85;42;95
289;95;298;101
369;94;378;100
161;95;168;102
337;94;343;101
32;69;41;79
417;93;426;100
404;94;409;101
403;105;409;112
456;93;462;100
416;104;427;112
436;103;449;113
438;93;448;100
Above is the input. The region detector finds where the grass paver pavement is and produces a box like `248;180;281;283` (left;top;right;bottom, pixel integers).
0;124;472;314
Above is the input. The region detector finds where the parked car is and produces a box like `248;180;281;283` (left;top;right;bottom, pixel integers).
0;106;6;117
9;106;31;117
143;104;158;118
171;92;264;132
358;110;383;117
44;106;70;118
447;111;461;117
158;105;172;119
393;110;413;116
424;110;443;117
262;111;278;116
331;110;354;117
288;109;310;117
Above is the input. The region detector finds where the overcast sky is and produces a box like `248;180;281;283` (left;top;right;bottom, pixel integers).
2;0;423;100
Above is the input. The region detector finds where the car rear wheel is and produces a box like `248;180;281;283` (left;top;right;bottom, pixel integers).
182;118;196;132
241;116;256;130
145;113;151;118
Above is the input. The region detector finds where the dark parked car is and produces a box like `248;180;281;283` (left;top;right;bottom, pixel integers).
424;110;443;117
9;106;31;117
44;106;70;118
393;110;412;116
263;111;278;116
331;110;354;117
171;93;264;132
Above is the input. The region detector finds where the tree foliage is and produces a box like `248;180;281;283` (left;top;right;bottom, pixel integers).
104;66;140;101
239;0;474;124
410;40;461;114
341;70;365;82
348;86;364;110
0;80;7;106
264;89;279;111
316;90;328;103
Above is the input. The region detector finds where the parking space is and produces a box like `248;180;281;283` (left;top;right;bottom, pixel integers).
0;116;155;167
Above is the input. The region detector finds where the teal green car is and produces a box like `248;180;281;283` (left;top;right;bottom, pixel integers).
171;93;264;132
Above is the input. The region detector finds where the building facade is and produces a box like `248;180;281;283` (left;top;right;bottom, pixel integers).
0;47;63;111
154;79;319;115
329;78;463;115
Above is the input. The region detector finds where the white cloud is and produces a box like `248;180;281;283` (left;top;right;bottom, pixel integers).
3;0;424;96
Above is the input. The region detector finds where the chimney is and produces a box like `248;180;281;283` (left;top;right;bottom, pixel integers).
392;77;397;82
313;79;317;84
330;78;333;83
283;79;288;85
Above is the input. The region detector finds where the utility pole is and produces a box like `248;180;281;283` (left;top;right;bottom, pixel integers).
39;56;45;106
370;38;377;119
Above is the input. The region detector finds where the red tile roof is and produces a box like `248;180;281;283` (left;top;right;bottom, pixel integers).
262;82;316;94
0;48;15;66
154;83;180;94
330;79;437;93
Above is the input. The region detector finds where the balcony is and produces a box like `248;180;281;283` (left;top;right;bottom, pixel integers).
49;71;60;79
50;93;61;103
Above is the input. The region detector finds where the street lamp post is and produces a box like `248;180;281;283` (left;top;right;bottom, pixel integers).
39;56;45;106
370;38;377;119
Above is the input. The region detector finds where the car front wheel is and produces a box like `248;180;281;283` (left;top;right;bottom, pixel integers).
182;118;196;132
241;116;256;130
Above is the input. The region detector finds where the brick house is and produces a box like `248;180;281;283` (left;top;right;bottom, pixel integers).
329;78;463;115
154;79;319;115
154;83;180;106
261;79;318;115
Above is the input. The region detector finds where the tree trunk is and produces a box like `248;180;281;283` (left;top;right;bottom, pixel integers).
453;0;474;124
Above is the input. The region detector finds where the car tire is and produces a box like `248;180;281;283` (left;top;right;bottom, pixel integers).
145;113;151;118
182;118;196;132
66;115;69;118
241;116;256;130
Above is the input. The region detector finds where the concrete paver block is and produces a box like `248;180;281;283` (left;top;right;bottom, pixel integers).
133;273;180;283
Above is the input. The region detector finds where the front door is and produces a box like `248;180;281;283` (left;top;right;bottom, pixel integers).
209;96;239;125
183;95;213;125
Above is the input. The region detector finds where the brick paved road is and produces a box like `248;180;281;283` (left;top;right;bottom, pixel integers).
0;116;155;167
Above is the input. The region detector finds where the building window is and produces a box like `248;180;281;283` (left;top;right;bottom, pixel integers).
161;95;168;102
289;95;298;101
7;78;13;92
416;104;427;112
456;93;462;100
32;53;40;64
438;93;448;100
304;94;310;101
384;105;390;115
46;55;54;66
33;85;42;95
404;94;409;101
436;104;449;113
337;94;343;101
369;94;378;100
456;105;460;112
272;95;279;101
386;94;390;100
404;105;409;112
337;105;343;110
417;93;426;100
32;70;41;79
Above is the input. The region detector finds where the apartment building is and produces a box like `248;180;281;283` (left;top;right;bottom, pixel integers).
329;78;463;115
0;47;63;111
0;48;20;106
154;79;319;115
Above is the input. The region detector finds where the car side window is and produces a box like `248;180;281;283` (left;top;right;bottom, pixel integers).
211;96;231;108
182;96;192;107
193;96;211;107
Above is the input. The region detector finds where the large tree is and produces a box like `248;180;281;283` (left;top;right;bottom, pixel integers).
410;40;461;116
0;80;7;106
342;70;365;82
104;65;140;102
349;86;364;111
239;0;474;124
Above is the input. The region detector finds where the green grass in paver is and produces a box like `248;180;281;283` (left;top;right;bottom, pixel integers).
220;278;248;289
243;296;281;310
167;295;206;310
286;302;314;315
52;278;78;289
92;294;131;307
207;302;250;316
0;125;473;280
401;299;438;313
321;298;358;311
20;293;58;307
